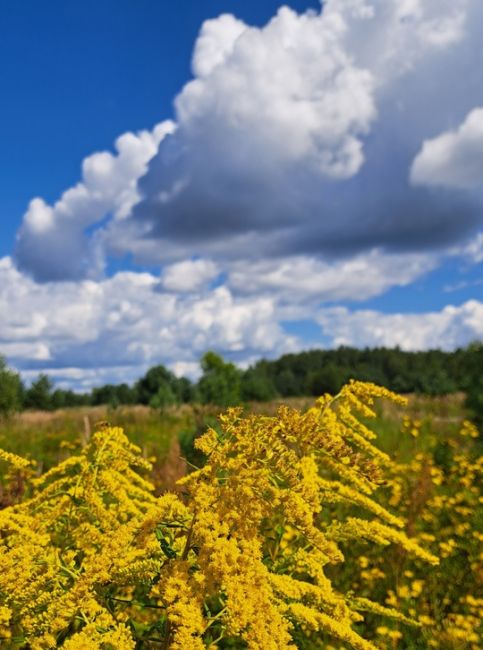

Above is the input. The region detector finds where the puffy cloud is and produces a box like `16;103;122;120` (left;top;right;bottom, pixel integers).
104;0;483;270
2;252;481;389
462;233;483;264
192;13;247;78
161;258;219;292
3;252;481;389
227;249;436;304
7;0;483;387
317;300;483;350
15;0;483;283
16;121;175;281
0;257;296;389
178;5;376;179
411;107;483;189
330;0;468;75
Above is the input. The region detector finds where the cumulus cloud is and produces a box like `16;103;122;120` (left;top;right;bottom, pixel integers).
317;300;483;351
2;251;481;390
16;121;175;281
180;6;376;180
161;258;219;292
107;0;483;266
462;233;483;264
7;0;483;386
15;0;483;283
411;107;483;189
0;257;296;388
227;249;436;304
330;0;468;75
192;13;247;78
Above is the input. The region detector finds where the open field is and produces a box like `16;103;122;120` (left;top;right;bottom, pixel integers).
0;392;472;503
0;392;468;475
0;388;481;649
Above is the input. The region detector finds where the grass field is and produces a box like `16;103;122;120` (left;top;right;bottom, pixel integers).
0;392;468;476
0;394;483;650
0;388;481;648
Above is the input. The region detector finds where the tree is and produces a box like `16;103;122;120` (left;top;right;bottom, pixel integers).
197;352;241;407
308;364;345;396
0;356;23;418
135;364;196;407
24;374;54;411
274;368;300;397
176;377;195;403
51;388;90;409
135;365;180;406
463;342;483;429
115;383;137;405
241;365;277;402
149;383;177;411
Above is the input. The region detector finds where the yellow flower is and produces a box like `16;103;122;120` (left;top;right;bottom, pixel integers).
0;385;447;649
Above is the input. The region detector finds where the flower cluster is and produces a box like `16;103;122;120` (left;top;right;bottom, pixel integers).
333;415;482;649
0;382;444;648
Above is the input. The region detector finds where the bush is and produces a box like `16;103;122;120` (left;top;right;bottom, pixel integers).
0;357;23;419
197;351;242;407
0;382;447;649
23;374;54;411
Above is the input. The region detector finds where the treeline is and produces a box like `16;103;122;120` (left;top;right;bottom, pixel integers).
1;344;482;419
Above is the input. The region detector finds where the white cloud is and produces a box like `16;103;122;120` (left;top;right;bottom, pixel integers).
0;342;51;362
1;250;481;390
462;233;483;264
105;0;483;269
411;107;483;189
19;366;148;391
317;300;483;350
177;5;376;179
170;361;202;380
6;0;483;388
192;13;247;78
14;0;483;282
326;0;468;81
16;121;175;281
0;257;296;389
161;258;219;292
228;249;436;304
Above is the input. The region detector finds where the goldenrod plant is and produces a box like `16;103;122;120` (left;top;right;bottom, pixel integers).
336;417;482;649
1;381;466;649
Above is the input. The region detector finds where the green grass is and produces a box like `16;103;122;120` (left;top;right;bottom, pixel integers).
0;393;469;483
0;404;192;474
370;392;467;461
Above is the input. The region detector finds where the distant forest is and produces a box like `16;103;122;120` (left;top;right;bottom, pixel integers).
1;344;482;422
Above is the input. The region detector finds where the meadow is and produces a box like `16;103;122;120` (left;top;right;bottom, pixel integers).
0;386;481;649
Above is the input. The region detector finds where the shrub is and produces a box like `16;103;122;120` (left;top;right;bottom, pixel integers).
0;357;23;419
0;382;443;649
23;374;54;411
197;352;242;407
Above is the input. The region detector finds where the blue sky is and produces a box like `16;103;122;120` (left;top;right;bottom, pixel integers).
1;0;318;256
0;0;482;389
